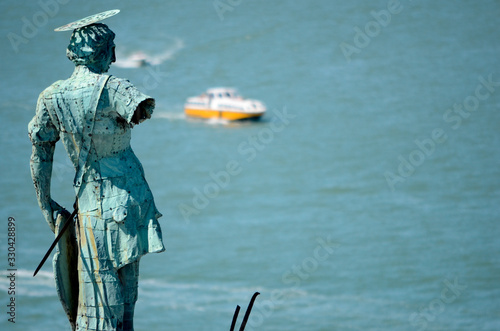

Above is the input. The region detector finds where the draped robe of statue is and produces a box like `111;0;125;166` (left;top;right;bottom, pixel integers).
29;65;165;330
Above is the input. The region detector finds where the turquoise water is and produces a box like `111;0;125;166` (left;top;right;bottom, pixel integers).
1;0;500;330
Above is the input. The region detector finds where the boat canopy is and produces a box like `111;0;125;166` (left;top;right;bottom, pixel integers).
206;87;238;99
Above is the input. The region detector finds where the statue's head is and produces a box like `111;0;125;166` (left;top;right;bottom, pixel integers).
66;23;116;73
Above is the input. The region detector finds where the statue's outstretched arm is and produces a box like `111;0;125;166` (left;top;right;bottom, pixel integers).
30;142;63;233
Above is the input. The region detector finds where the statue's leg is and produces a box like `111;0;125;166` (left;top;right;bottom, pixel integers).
118;260;140;331
75;215;126;331
76;256;125;330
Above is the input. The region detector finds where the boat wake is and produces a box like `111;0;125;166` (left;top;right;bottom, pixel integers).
114;38;184;68
0;269;56;297
205;117;231;126
154;111;186;121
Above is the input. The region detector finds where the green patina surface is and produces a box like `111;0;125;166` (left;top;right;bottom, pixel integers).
29;21;164;331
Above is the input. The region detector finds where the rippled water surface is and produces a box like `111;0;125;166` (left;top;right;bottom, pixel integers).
1;0;499;330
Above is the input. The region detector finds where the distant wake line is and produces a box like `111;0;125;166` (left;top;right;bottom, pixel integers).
154;111;186;121
0;269;56;297
114;38;184;68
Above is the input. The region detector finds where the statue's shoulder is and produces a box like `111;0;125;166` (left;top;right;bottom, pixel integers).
39;79;66;100
105;76;144;102
106;76;135;91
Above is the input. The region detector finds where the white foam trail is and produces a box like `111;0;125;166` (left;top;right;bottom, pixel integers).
147;38;184;65
205;117;231;125
0;269;56;297
0;268;53;280
154;111;186;121
114;51;149;68
115;38;184;68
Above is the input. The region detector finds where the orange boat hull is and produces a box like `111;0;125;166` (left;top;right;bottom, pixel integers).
184;108;264;121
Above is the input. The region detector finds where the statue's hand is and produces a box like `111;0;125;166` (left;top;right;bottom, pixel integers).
132;98;154;124
41;199;65;233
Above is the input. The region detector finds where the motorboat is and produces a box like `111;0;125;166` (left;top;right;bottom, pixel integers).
184;88;266;121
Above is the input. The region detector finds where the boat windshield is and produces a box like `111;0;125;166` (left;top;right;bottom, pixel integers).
207;90;238;99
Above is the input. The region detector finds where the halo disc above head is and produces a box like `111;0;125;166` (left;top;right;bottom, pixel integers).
54;9;120;32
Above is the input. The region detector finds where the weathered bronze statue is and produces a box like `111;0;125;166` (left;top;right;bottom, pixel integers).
29;10;165;331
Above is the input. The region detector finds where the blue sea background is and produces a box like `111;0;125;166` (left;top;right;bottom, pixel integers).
1;0;499;330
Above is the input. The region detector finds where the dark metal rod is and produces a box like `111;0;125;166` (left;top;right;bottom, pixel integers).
230;305;240;331
239;292;260;331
